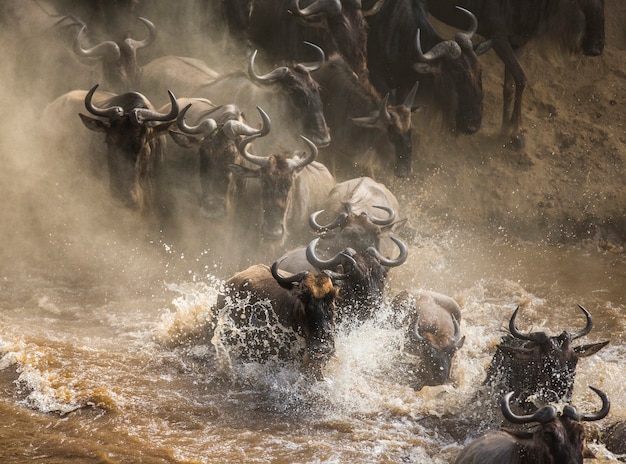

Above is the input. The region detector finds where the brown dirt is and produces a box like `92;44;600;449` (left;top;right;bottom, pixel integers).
401;0;626;250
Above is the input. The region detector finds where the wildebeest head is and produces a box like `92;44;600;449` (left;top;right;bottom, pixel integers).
73;17;156;93
288;0;380;77
248;42;331;147
306;234;407;322
230;113;318;240
392;290;465;387
271;257;352;371
413;7;489;135
351;84;419;177
169;103;265;219
79;84;178;212
484;305;610;413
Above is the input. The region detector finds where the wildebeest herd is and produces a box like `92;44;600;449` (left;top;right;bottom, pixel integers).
10;0;622;461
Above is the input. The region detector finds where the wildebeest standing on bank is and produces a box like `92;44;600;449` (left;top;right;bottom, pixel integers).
455;386;610;464
365;0;491;135
483;305;609;415
211;256;355;378
312;53;419;178
426;0;606;147
390;289;465;389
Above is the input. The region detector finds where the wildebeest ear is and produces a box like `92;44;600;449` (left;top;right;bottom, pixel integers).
79;113;109;132
574;340;610;357
228;163;260;178
169;130;200;149
498;344;536;361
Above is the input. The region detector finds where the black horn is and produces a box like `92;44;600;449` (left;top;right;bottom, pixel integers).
501;392;558;424
84;84;123;120
288;0;342;18
415;29;462;63
508;306;550;343
570;304;594;340
176;103;217;135
287;136;318;170
364;205;396;226
271;259;309;287
306;238;356;272
126;17;157;50
308;210;348;232
249;50;289;83
365;236;408;268
73;26;120;61
131;90;178;125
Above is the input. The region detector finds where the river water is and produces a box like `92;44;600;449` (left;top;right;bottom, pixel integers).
1;173;624;463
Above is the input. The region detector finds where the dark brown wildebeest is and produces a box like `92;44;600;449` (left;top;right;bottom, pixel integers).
426;0;605;146
211;254;355;376
390;289;465;388
241;0;385;78
78;84;179;215
167;100;267;219
603;420;626;458
312;53;419;177
455;386;610;464
484;305;609;414
182;43;331;150
229;112;336;245
365;0;491;135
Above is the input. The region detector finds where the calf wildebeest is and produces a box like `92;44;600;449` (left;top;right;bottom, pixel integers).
211;255;355;377
229;111;336;245
312;53;419;177
390;290;465;388
78;84;179;215
426;0;605;146
455;386;610;464
484;305;609;414
365;0;491;134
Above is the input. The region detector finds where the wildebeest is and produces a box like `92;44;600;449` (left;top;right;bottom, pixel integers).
78;84;179;215
426;0;606;146
72;16;156;93
229;111;336;245
455;386;610;464
365;0;491;134
167;100;263;219
484;305;610;414
312;53;419;177
390;289;465;388
211;255;354;376
278;177;408;322
242;0;381;78
179;43;331;150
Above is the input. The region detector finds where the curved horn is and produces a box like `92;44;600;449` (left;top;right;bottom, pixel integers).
223;106;271;140
249;50;289;83
365;236;408;268
287;136;318;170
570;304;594;340
306;238;356;271
454;6;477;43
84;84;124;120
271;259;309;286
126;17;157;50
364;205;396;226
73;25;120;61
379;93;392;122
501;392;558;424
177;103;217;135
309;210;348;233
130;90;179;126
570;386;610;422
415;29;462;63
362;0;386;17
288;0;342;18
298;41;326;72
508;306;549;343
452;314;462;343
403;81;419;109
